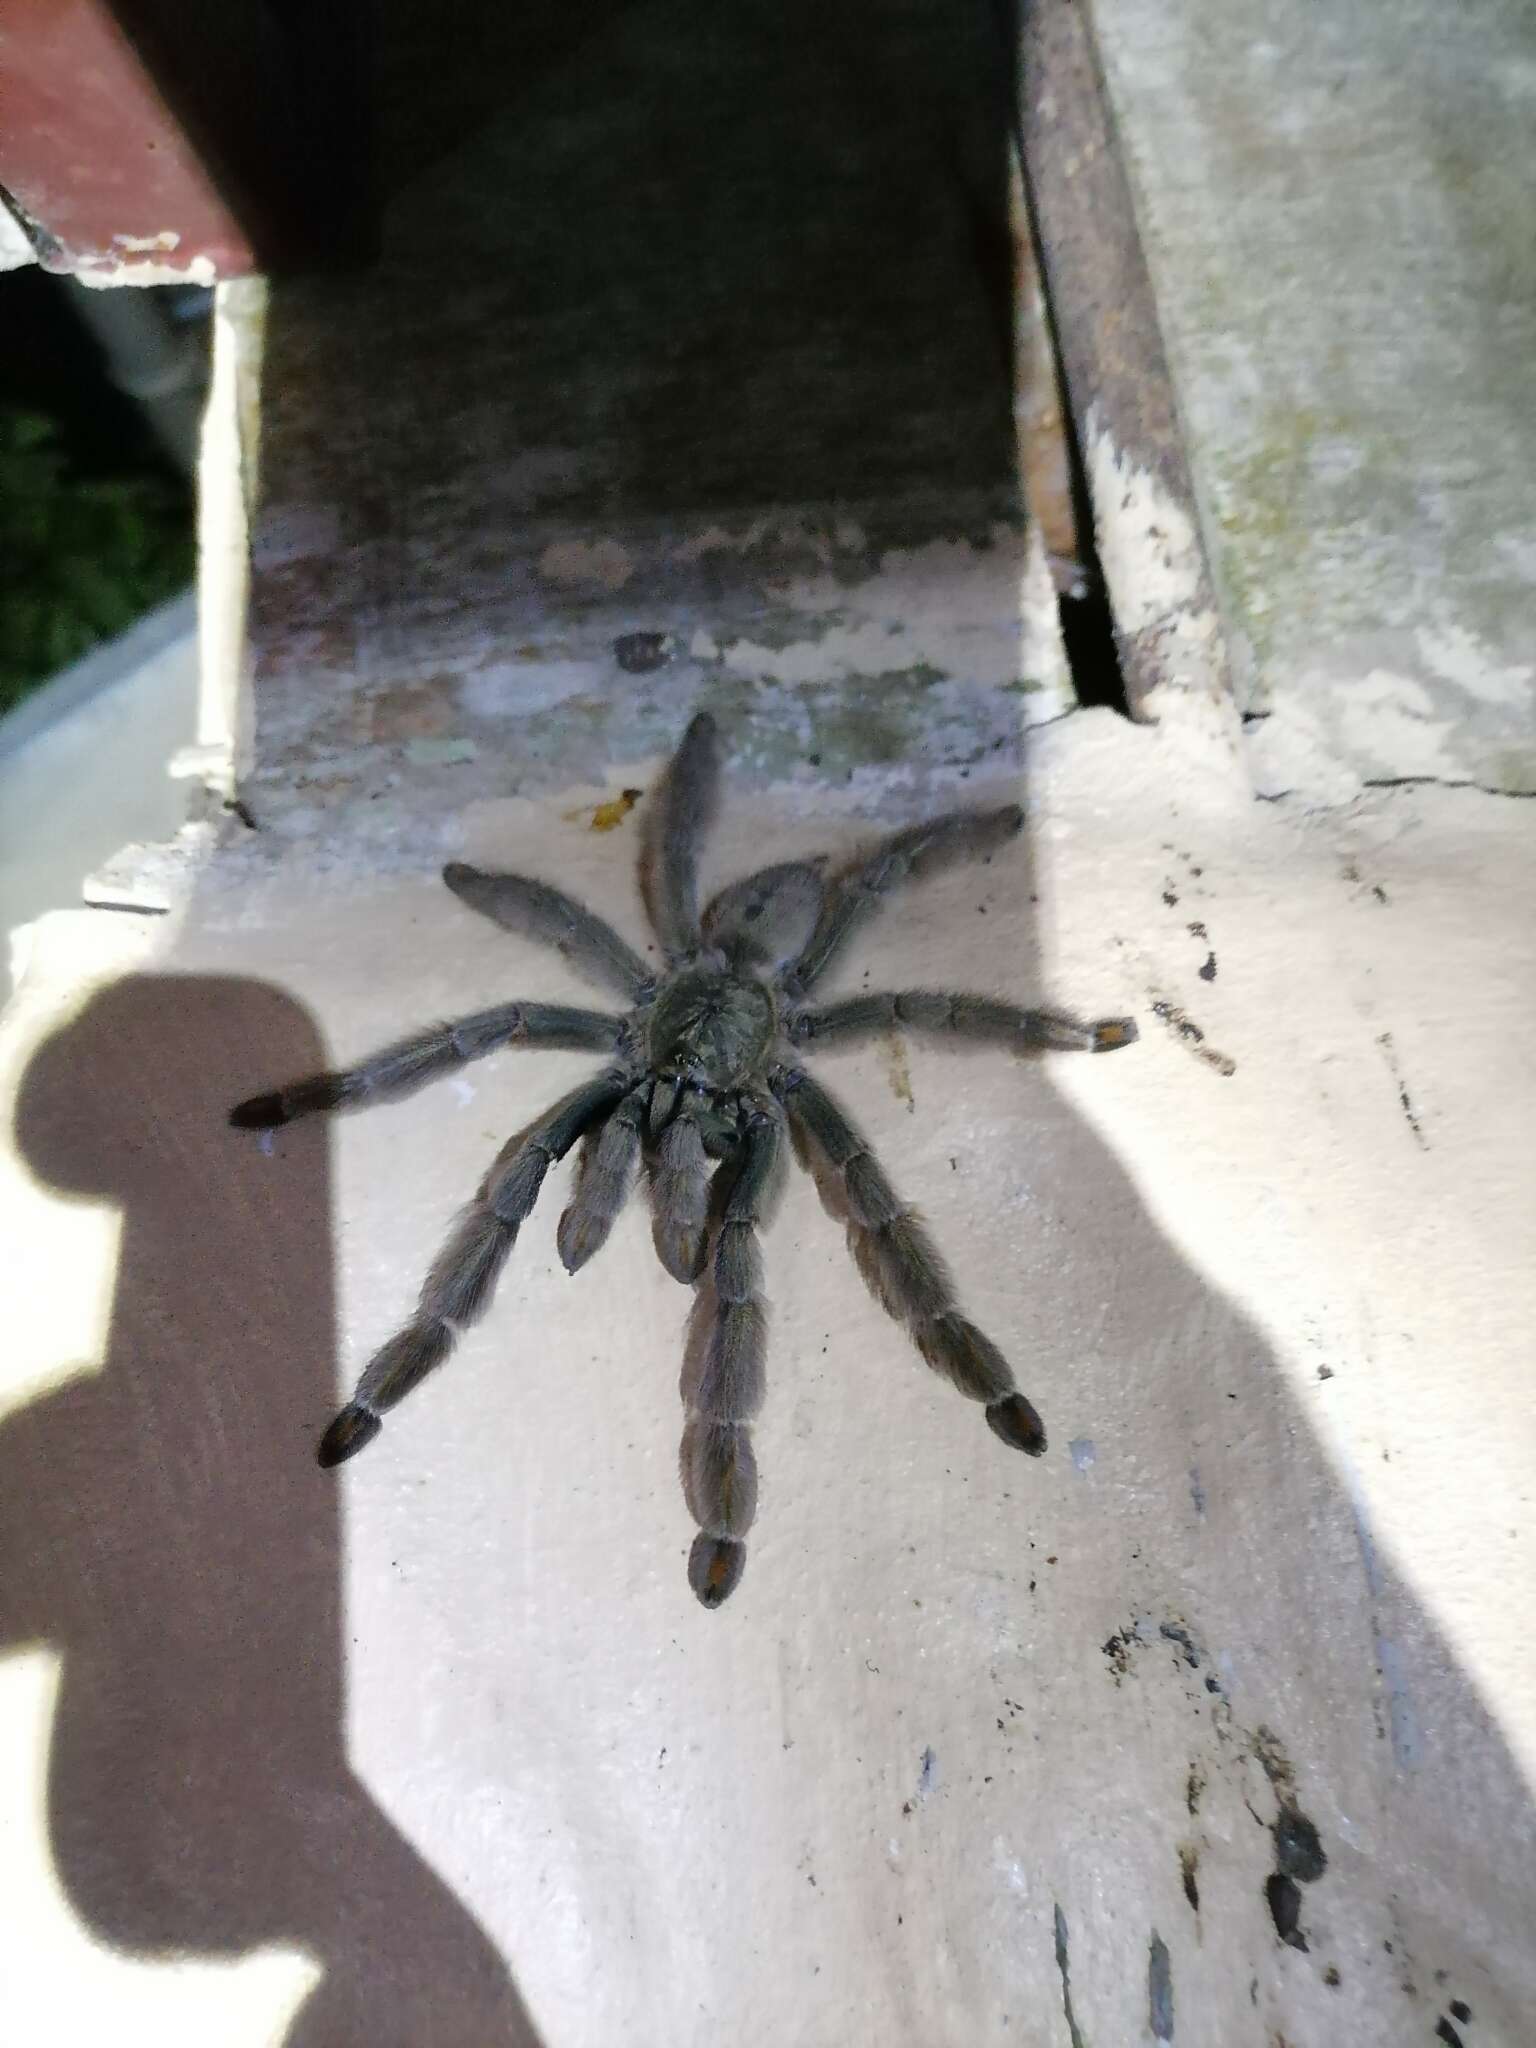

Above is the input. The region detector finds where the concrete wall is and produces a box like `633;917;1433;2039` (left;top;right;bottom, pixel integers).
1090;0;1536;798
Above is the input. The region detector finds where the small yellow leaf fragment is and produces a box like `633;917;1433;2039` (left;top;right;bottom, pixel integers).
565;787;644;832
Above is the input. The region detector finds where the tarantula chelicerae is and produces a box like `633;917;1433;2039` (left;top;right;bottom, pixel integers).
233;714;1135;1606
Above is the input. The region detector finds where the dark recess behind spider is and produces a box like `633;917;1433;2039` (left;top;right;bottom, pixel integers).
350;0;1129;714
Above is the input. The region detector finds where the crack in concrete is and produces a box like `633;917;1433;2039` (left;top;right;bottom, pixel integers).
1258;775;1536;807
1053;1903;1087;2048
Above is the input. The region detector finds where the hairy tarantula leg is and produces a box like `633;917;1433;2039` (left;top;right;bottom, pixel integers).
556;1084;647;1273
783;806;1023;998
789;991;1138;1056
647;1088;712;1283
680;1107;781;1608
317;1070;627;1466
441;866;654;1003
772;1067;1045;1456
640;711;721;959
230;1003;621;1129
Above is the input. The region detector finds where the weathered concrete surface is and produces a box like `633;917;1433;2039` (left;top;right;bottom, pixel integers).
1087;0;1536;796
3;714;1534;2044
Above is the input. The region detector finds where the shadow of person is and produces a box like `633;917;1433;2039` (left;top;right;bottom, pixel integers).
0;974;542;2048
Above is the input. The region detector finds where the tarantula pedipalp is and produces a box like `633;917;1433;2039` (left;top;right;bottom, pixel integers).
232;714;1135;1607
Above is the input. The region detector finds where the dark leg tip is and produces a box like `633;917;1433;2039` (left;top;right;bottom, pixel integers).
442;860;477;890
230;1092;287;1129
318;1403;382;1467
1092;1016;1139;1052
556;1207;600;1275
986;1394;1047;1457
688;1533;746;1608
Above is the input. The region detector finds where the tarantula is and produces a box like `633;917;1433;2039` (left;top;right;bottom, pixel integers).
232;714;1135;1606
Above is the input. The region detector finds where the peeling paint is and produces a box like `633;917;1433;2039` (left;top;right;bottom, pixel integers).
458;661;607;720
111;229;181;253
1417;619;1533;706
1085;410;1230;730
73;252;220;290
715;525;1073;713
403;738;478;768
537;539;635;591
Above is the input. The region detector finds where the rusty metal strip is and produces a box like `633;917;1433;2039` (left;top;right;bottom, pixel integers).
1014;0;1233;720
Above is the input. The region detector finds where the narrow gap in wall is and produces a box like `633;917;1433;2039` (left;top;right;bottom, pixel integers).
1055;566;1127;715
995;0;1130;719
1023;219;1128;719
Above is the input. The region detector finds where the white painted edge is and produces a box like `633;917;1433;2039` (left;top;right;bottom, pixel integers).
0;199;36;271
196;276;267;797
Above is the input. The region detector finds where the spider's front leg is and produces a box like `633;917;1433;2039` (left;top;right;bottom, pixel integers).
679;1103;781;1607
784;806;1022;998
640;710;721;959
229;1002;622;1128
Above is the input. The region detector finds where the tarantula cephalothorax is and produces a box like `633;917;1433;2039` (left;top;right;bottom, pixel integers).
232;714;1136;1606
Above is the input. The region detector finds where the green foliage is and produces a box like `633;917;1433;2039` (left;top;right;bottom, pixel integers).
0;406;193;717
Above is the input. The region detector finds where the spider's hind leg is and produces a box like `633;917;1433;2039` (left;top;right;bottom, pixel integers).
646;1086;713;1283
679;1105;781;1607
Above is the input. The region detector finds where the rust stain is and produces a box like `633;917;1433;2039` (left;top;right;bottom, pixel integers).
882;1036;916;1112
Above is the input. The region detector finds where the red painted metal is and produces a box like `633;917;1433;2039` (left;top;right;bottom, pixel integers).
0;0;368;281
0;0;257;279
